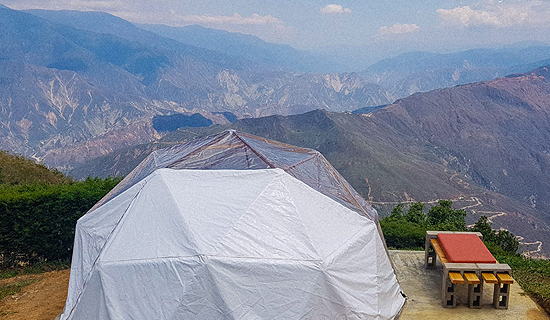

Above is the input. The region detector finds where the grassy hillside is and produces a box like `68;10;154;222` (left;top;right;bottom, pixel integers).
0;151;120;267
0;150;71;185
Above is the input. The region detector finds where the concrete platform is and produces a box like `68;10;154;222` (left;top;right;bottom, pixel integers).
390;250;549;320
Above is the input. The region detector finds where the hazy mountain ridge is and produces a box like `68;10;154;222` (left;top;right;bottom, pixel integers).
138;24;348;73
0;6;391;166
25;9;350;73
361;48;550;99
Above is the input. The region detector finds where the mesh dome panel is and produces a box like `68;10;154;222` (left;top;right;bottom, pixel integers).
90;130;377;220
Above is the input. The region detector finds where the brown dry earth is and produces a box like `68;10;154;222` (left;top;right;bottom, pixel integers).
0;258;548;319
0;270;69;320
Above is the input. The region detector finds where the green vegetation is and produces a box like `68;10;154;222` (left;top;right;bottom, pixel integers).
0;150;71;185
0;151;121;303
381;200;520;254
490;246;550;311
470;216;519;254
381;200;468;250
0;177;121;268
0;150;121;269
382;201;549;312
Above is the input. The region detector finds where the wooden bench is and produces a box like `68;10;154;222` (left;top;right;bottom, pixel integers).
497;273;514;285
463;272;480;284
429;238;448;264
448;271;464;284
482;272;498;284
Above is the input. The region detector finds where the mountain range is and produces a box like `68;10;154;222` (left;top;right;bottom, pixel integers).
0;5;391;169
26;10;348;73
26;7;550;96
70;66;550;258
2;5;550;256
361;47;550;99
137;24;349;73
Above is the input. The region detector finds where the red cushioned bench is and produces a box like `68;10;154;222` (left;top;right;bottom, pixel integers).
437;233;497;264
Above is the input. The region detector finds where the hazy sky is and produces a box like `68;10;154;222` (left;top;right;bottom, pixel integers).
4;0;550;54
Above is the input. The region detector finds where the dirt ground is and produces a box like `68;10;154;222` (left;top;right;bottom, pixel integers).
0;270;69;320
0;255;548;319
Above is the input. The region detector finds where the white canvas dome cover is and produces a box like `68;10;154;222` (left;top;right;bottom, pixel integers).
61;131;405;319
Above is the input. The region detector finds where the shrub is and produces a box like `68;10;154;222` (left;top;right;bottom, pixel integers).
0;177;120;267
380;218;427;249
426;200;466;231
469;215;519;254
405;202;425;224
389;202;404;219
381;200;468;249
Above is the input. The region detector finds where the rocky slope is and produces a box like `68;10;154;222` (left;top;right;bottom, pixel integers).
0;6;391;167
372;66;550;216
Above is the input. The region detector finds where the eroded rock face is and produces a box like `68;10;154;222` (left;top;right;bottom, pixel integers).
0;61;389;168
0;6;391;169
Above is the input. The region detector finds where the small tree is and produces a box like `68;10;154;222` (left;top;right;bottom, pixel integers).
470;215;519;254
470;215;493;239
405;202;426;224
390;203;404;219
493;230;519;254
427;200;466;231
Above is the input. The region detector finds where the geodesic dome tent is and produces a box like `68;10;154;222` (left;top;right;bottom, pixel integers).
89;130;378;220
61;130;405;320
